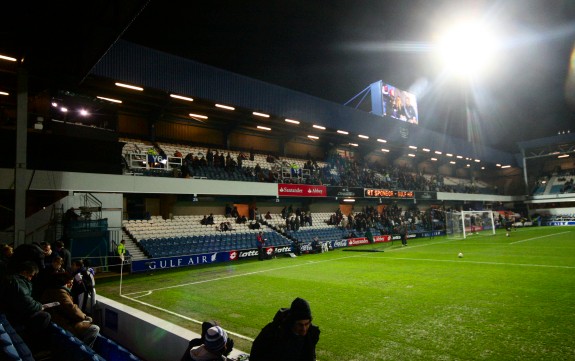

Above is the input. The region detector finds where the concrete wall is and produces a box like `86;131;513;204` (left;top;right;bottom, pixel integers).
96;295;247;361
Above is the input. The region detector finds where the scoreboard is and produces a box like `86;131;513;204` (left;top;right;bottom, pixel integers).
364;189;414;199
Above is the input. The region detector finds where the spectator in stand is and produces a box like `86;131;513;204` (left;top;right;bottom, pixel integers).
40;272;100;347
250;297;320;361
40;241;57;269
9;242;45;272
181;321;235;361
54;240;71;272
0;243;13;280
206;213;215;225
174;150;183;158
71;260;96;315
225;204;232;218
265;211;272;220
206;149;214;167
33;255;66;300
231;206;239;218
0;261;51;349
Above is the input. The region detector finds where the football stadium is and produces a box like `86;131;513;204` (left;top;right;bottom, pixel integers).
1;1;574;360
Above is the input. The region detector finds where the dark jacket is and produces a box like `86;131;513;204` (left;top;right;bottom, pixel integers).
250;308;320;361
0;274;43;324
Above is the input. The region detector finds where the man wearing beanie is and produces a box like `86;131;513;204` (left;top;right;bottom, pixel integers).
250;297;320;361
188;325;230;361
181;321;235;361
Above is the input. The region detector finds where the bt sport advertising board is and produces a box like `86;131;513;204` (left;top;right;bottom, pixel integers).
381;82;419;125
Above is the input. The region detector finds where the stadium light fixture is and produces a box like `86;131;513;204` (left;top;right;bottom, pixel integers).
435;19;499;78
446;153;453;157
215;103;235;110
257;126;271;131
253;112;270;118
408;154;416;157
422;148;430;152
501;165;511;168
381;148;390;152
115;82;143;91
377;139;387;143
349;143;359;147
456;155;463;159
60;107;68;113
0;91;8;96
97;96;122;103
466;164;471;167
474;159;481;163
558;154;570;158
285;118;300;124
79;109;89;116
431;158;438;161
496;163;501;167
337;130;349;135
481;167;485;170
435;151;442;155
358;134;369;139
0;54;17;62
307;135;319;140
313;125;326;130
449;161;456;164
189;113;208;120
409;145;417;149
170;94;194;102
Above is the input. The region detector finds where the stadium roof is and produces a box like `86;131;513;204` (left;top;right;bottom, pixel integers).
2;0;574;159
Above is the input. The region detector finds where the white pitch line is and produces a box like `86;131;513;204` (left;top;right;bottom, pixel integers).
118;237;465;343
120;294;255;342
122;254;365;297
364;256;575;269
509;231;571;245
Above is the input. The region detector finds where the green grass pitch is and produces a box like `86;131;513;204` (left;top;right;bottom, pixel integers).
97;227;575;360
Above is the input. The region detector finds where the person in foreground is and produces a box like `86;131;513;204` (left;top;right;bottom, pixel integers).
40;272;100;347
186;325;232;361
181;321;234;361
250;297;320;361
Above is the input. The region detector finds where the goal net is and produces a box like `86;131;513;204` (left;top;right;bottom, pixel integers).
446;211;496;239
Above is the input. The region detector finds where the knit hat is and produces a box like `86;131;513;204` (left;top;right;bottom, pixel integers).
289;297;312;321
204;326;228;353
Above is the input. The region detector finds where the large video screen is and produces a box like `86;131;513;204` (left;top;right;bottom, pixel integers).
381;82;419;125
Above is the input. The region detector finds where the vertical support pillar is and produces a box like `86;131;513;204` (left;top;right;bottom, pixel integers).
521;148;529;195
14;68;28;247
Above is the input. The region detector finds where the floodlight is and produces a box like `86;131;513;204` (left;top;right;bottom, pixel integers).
436;20;498;78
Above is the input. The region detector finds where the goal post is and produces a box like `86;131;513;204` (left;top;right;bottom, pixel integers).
446;210;496;239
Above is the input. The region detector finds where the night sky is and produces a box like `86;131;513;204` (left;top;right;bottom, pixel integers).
123;0;575;152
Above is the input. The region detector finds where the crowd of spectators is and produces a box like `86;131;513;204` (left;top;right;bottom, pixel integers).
129;143;497;195
0;241;100;355
328;204;444;235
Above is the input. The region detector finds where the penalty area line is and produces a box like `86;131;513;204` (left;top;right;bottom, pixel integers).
364;256;575;269
509;231;571;245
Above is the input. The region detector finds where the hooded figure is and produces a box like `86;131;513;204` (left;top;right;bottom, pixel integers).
181;322;234;361
250;297;320;361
